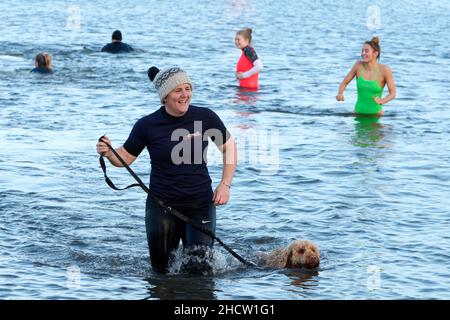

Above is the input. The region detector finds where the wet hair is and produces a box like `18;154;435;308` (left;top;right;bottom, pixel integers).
236;28;253;44
35;53;47;68
364;36;381;59
112;30;122;41
43;53;52;69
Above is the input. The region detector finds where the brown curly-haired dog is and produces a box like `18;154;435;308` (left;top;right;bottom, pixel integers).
263;240;320;269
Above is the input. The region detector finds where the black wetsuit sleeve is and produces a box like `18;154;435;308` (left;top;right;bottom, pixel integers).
243;46;259;64
205;109;231;147
123;120;147;157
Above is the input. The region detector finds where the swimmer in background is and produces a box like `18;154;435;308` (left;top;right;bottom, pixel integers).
336;37;396;116
101;30;134;54
235;28;263;89
31;53;52;74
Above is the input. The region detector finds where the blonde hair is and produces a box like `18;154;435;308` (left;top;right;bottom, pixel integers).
236;28;253;44
365;36;381;59
35;52;52;68
43;53;52;69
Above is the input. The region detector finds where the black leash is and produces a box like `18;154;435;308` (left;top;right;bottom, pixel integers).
98;136;254;267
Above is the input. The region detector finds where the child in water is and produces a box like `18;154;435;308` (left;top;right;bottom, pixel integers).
235;28;263;89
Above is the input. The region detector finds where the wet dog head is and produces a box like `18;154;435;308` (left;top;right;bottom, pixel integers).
284;240;320;269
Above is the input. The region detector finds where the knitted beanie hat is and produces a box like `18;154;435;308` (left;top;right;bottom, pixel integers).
147;66;192;103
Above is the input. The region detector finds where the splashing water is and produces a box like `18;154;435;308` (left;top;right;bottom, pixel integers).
167;245;242;276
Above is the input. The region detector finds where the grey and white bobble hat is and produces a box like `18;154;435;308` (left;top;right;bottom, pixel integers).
147;66;192;103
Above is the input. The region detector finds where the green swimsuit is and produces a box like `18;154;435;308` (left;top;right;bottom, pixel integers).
355;64;384;114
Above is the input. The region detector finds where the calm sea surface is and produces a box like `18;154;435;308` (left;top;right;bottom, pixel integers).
1;0;450;299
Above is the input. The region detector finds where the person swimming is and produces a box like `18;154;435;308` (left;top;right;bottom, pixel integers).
31;53;52;74
235;28;263;89
101;30;134;54
336;37;396;115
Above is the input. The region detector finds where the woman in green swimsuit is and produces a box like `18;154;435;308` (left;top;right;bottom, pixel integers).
336;37;396;115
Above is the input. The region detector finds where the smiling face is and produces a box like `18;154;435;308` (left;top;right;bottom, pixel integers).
361;43;379;63
235;34;250;49
164;83;192;116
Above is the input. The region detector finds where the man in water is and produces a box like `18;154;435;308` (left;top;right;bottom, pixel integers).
101;30;134;54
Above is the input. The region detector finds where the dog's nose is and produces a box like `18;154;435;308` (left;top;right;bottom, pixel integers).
305;256;320;269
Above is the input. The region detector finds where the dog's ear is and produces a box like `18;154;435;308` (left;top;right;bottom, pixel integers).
283;249;293;268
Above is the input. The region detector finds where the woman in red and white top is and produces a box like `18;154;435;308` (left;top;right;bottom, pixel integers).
235;28;263;89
